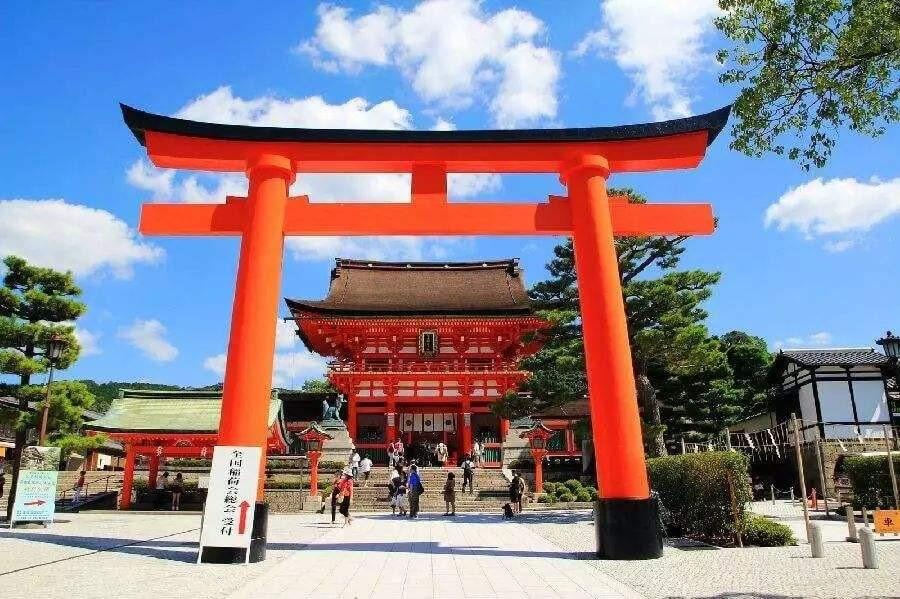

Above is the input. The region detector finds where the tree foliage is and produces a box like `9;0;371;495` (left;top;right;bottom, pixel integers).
503;190;772;452
0;255;85;386
717;0;900;169
16;380;97;438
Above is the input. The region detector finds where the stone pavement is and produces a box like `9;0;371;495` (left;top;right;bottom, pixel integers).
522;504;900;599
227;513;640;599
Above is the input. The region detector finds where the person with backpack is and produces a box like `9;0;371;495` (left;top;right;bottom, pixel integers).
461;454;475;494
408;464;423;518
443;472;456;516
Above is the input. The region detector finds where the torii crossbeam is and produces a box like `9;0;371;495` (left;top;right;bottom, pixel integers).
121;104;730;561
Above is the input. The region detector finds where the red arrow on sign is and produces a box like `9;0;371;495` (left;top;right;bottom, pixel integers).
238;500;250;535
24;500;46;506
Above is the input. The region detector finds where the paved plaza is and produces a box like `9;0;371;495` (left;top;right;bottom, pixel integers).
1;505;897;599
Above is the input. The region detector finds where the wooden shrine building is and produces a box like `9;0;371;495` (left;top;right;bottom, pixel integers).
85;389;289;509
287;258;547;466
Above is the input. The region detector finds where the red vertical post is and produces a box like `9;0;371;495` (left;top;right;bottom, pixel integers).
499;418;509;442
460;399;472;457
120;444;135;510
148;453;159;490
386;392;397;445
309;452;321;497
532;449;546;494
217;153;294;499
563;154;661;559
347;399;358;441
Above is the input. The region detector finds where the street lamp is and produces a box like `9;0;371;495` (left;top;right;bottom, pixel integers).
38;333;67;445
298;423;333;499
876;331;900;359
520;420;554;494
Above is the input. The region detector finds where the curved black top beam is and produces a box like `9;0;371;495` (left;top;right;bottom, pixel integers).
121;103;731;147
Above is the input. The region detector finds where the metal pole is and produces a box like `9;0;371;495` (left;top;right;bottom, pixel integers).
38;363;56;445
792;414;811;541
883;425;899;510
814;437;830;516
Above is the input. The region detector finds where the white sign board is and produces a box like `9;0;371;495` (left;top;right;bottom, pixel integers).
198;446;261;550
11;445;61;525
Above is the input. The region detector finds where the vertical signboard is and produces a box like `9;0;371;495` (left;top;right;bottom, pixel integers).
11;446;61;526
198;446;261;562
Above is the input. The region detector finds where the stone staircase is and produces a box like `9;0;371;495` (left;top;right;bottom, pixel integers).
351;467;517;512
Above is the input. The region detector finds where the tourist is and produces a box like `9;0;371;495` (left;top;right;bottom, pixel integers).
461;454;475;494
326;472;341;523
0;471;6;500
509;471;525;514
435;441;448;468
359;454;373;486
408;464;423;518
337;473;354;527
443;472;456;516
395;438;405;463
72;469;86;506
156;471;169;509
388;439;397;467
350;449;361;478
393;471;409;516
171;472;184;511
472;440;482;467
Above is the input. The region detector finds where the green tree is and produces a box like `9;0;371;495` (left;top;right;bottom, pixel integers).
299;378;337;393
717;0;900;169
717;330;774;417
0;255;85;519
507;189;732;456
16;380;97;439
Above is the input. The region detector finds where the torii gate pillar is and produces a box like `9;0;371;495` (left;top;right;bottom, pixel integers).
565;156;662;558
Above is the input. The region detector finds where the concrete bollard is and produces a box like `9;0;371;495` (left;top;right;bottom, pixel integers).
859;527;878;569
770;484;776;505
790;487;795;504
861;506;870;528
845;504;859;542
809;522;824;558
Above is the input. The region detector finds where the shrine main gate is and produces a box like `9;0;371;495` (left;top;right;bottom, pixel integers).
121;103;729;560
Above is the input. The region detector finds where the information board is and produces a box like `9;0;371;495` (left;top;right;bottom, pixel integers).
198;446;261;551
11;446;61;525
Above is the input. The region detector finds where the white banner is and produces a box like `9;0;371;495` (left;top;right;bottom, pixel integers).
11;446;60;525
199;446;261;550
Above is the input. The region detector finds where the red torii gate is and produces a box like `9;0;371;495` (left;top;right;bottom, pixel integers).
121;104;729;560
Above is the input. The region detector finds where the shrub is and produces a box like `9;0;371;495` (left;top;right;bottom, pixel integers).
587;487;598;501
542;481;559;495
648;451;752;546
556;491;575;502
844;455;900;509
575;489;592;502
743;514;796;547
264;480;306;490
563;479;583;493
536;493;554;503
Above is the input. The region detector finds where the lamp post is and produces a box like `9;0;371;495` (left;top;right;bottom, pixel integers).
298;423;333;498
876;331;900;359
38;333;67;445
520;420;554;494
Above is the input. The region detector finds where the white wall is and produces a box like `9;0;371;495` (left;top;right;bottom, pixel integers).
798;383;818;440
851;379;891;437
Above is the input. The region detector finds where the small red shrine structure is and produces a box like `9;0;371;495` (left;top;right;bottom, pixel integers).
85;390;288;509
287;258;546;466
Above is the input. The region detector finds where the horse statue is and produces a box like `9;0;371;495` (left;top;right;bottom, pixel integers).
321;394;345;423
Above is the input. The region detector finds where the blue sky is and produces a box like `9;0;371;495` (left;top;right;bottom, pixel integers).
2;0;898;388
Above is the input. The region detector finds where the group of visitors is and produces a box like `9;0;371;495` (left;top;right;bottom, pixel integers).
387;462;424;517
386;437;486;468
348;449;373;485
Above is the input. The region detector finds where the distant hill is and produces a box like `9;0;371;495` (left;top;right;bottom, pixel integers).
77;380;224;413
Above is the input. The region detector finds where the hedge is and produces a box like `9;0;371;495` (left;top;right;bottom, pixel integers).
648;451;752;546
537;479;597;504
844;454;900;509
743;514;795;547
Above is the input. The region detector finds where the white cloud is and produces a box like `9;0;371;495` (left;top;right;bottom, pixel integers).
74;326;101;357
127;86;498;262
773;332;833;350
202;349;328;388
276;318;300;350
575;0;720;119
118;319;178;362
299;0;560;127
765;177;900;250
0;199;163;279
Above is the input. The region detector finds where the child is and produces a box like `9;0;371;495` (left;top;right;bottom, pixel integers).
443;472;456;516
395;477;409;516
